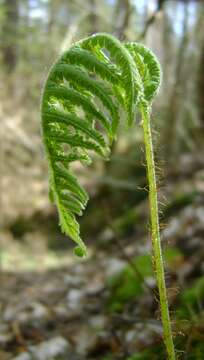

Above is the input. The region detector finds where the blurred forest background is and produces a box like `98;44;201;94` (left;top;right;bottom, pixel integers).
1;0;204;359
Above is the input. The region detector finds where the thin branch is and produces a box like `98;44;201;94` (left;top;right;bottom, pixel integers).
137;0;164;41
102;200;154;294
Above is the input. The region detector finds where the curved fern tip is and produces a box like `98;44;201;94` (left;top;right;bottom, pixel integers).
41;32;161;254
74;246;87;258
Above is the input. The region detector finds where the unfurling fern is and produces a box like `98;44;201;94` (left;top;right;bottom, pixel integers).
41;33;160;256
41;33;175;359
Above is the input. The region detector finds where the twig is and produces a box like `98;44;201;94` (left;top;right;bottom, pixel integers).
102;200;154;295
137;0;164;41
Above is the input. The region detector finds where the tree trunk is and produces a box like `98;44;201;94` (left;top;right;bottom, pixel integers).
89;0;97;34
163;2;189;163
2;0;19;73
140;0;164;40
113;0;132;40
198;43;204;126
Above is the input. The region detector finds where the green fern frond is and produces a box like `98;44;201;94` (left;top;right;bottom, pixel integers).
125;42;162;102
41;33;177;360
41;32;161;257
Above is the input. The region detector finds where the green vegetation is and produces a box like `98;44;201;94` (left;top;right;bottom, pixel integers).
107;248;183;312
177;276;204;319
41;33;161;256
107;254;152;312
127;346;164;360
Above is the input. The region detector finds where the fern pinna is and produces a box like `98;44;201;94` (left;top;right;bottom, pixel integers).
41;33;176;359
41;33;160;256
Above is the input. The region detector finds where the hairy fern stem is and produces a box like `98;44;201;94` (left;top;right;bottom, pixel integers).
141;104;176;360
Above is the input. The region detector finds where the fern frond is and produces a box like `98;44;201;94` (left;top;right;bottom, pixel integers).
41;33;176;360
41;32;161;256
45;85;111;134
61;48;120;85
125;42;162;102
80;33;143;126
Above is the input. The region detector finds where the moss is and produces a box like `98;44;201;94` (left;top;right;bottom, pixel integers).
107;248;183;313
177;276;204;319
127;344;164;360
106;254;152;312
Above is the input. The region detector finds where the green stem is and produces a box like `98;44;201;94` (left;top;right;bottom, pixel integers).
141;104;176;360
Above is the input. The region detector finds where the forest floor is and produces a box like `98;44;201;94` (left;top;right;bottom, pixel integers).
0;246;167;360
0;247;162;360
1;198;204;360
1;157;204;360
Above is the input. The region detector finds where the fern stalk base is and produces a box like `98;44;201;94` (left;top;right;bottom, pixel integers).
141;104;176;360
